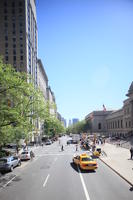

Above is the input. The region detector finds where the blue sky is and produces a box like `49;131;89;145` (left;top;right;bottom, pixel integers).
36;0;133;122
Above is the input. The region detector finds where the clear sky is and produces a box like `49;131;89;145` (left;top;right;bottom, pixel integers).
36;0;133;123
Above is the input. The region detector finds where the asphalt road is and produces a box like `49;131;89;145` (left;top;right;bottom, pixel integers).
0;136;133;200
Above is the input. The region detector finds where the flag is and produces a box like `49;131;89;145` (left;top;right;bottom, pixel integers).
103;104;106;111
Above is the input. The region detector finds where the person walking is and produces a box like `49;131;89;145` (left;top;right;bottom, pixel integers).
76;144;78;151
61;145;64;151
130;147;133;159
30;150;35;160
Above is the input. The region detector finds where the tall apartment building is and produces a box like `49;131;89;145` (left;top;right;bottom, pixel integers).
37;59;48;141
47;86;57;116
0;0;37;85
37;59;48;100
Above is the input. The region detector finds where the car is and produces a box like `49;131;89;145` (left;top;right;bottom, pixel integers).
0;156;21;173
67;139;73;144
45;140;52;145
20;150;31;160
73;153;97;171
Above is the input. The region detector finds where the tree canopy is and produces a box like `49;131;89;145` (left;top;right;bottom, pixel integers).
66;120;91;135
0;59;45;145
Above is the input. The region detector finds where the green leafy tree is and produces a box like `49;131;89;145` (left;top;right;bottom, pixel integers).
43;102;65;137
0;58;46;146
66;120;91;135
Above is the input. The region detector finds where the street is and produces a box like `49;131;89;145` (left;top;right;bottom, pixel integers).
0;136;133;200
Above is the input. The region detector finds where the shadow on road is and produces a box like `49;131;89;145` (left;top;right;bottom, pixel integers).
70;162;96;174
129;186;133;192
70;162;79;173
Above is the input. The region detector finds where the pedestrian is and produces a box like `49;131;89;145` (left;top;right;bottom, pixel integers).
16;145;19;154
30;150;34;160
61;145;64;151
76;144;78;151
130;147;133;159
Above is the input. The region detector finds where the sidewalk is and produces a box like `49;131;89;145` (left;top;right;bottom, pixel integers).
100;143;133;186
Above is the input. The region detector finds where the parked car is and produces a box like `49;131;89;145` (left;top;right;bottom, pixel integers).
20;150;31;160
73;153;97;171
45;140;52;145
0;156;21;173
67;139;73;145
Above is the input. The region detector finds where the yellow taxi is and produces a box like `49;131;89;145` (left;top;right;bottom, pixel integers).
72;153;97;170
93;148;101;158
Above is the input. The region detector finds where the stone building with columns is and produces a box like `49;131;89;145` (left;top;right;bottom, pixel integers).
85;82;133;137
106;82;133;137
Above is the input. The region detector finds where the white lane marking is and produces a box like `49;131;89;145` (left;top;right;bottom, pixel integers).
78;167;91;200
43;174;50;188
3;175;17;188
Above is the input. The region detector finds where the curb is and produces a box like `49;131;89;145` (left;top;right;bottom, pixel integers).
99;157;133;187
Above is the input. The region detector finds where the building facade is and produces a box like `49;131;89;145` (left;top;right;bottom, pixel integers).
85;111;112;134
47;86;57;116
36;59;48;142
37;59;48;100
0;0;37;85
106;82;133;137
85;82;133;137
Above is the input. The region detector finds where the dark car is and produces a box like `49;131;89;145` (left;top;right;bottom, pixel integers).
67;139;73;145
0;156;21;173
45;140;52;145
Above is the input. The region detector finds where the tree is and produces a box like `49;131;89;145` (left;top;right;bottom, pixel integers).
0;58;46;146
43;102;65;137
66;120;91;135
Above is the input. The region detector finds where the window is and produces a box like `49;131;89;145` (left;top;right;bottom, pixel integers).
121;120;123;128
13;44;16;48
13;56;16;61
4;16;7;20
19;1;22;7
98;123;101;130
5;56;8;61
5;49;8;54
5;36;8;41
20;43;23;47
20;56;23;60
4;2;7;7
126;122;127;128
129;121;131;127
5;43;8;47
12;2;15;7
13;38;16;42
13;50;16;55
